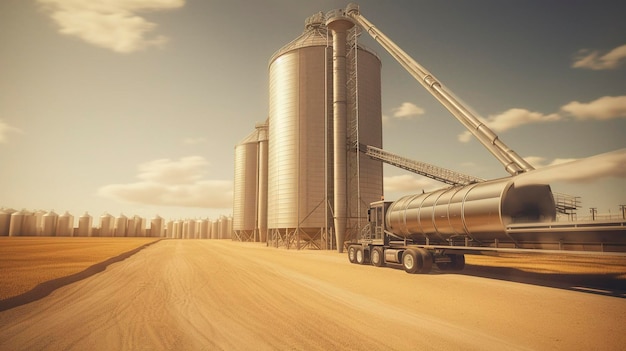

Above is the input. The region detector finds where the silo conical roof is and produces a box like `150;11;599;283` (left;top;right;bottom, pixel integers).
269;12;329;64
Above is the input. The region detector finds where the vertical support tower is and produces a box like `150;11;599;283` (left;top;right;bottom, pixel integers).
326;10;354;253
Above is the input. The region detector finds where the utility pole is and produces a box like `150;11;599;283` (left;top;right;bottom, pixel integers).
590;207;597;221
620;204;625;219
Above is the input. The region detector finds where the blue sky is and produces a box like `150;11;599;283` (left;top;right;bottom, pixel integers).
1;0;625;223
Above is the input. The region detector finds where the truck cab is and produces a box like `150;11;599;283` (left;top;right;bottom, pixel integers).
366;201;392;244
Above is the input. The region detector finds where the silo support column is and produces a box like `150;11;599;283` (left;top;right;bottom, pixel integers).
327;13;354;253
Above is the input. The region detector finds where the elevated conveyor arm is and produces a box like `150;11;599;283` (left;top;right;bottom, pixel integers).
360;144;484;186
345;3;535;175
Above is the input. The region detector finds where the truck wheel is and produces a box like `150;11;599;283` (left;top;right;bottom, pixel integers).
436;254;465;271
416;248;432;274
355;247;366;265
402;249;422;274
348;246;357;263
450;254;465;271
371;247;385;267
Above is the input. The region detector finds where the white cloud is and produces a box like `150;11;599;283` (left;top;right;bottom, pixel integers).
457;108;561;143
523;156;578;169
572;44;626;70
391;102;425;119
98;156;233;209
458;95;626;143
384;174;440;194
0;119;22;143
561;95;626;120
515;149;626;185
37;0;185;53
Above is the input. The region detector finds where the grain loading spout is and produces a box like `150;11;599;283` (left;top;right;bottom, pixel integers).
345;3;534;175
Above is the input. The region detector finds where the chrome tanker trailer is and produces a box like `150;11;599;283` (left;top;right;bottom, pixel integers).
348;176;626;273
328;4;626;272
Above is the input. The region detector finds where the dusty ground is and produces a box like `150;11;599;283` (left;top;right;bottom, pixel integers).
0;237;159;300
0;240;625;350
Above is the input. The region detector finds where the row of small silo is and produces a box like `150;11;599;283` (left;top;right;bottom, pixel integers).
0;209;78;237
0;208;232;239
165;216;232;239
233;10;383;251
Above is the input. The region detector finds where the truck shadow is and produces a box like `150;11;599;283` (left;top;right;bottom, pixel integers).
449;264;626;299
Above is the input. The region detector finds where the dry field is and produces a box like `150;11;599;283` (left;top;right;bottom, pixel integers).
1;240;625;350
0;237;159;301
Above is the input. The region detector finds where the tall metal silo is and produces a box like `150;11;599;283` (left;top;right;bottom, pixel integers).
233;121;269;243
100;213;115;237
211;220;218;239
150;215;164;237
268;12;333;249
77;212;93;237
115;214;128;237
9;209;28;236
166;220;174;238
199;219;209;239
42;210;59;236
134;216;146;237
267;11;383;250
56;211;74;237
34;210;45;236
0;208;16;236
233;130;258;242
171;219;179;238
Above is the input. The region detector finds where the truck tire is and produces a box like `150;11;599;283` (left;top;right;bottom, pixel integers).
436;254;465;271
416;248;433;274
355;247;366;265
402;249;422;274
371;247;385;267
450;254;465;271
348;245;357;264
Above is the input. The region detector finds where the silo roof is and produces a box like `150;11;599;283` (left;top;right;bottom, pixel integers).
269;11;380;66
269;12;329;65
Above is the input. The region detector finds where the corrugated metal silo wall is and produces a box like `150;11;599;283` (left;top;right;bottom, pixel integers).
233;141;258;231
347;47;383;236
268;45;332;232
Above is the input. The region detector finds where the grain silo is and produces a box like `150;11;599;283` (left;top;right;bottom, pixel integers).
0;208;16;236
115;214;128;237
56;211;74;237
150;215;164;237
232;121;268;242
166;220;174;238
9;210;32;236
134;216;146;237
42;210;58;236
100;213;115;237
127;216;137;237
200;219;210;239
77;212;93;237
211;220;218;239
186;219;198;239
34;210;45;236
172;219;183;239
265;11;383;251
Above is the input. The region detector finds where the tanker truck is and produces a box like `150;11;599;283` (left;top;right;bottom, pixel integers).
348;176;626;274
331;4;626;272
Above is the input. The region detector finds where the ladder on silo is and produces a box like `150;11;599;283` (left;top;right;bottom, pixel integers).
359;144;484;186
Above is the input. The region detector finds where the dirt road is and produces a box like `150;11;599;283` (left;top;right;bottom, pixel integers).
1;240;624;350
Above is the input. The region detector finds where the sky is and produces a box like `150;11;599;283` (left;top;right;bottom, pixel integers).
1;0;625;224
